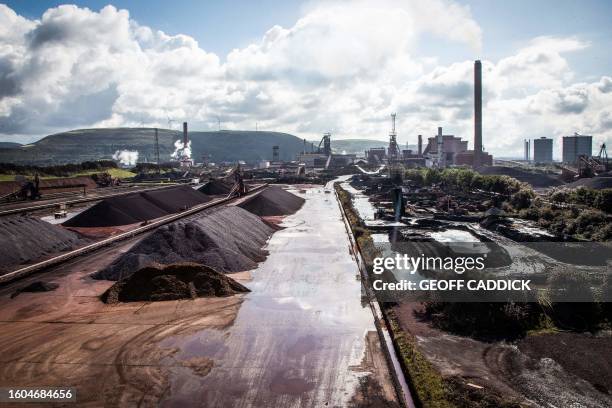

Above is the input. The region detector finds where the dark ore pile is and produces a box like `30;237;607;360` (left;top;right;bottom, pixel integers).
238;186;305;216
64;185;210;228
101;262;250;303
95;206;274;281
0;215;87;274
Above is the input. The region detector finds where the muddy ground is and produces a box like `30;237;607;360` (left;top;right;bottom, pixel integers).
392;302;612;407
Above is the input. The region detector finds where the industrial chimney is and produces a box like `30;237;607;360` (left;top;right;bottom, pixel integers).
417;135;423;156
182;122;188;146
437;127;444;167
474;60;482;168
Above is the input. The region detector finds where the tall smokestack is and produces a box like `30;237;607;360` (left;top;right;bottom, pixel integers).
183;122;188;145
474;60;482;168
437;127;444;167
418;135;423;156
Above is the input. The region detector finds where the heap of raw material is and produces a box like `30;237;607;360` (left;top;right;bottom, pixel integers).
198;179;233;195
478;166;563;188
64;185;210;227
101;262;250;303
565;176;612;190
11;281;59;298
0;215;86;274
198;178;233;195
95;206;274;281
238;186;305;216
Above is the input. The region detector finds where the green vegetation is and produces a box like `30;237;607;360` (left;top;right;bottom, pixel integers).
0;128;307;165
0;160;138;186
550;186;612;213
74;168;136;179
404;167;528;196
0;160;119;178
387;310;453;408
403;167;611;241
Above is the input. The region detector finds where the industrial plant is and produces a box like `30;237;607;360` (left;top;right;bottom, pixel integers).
0;31;610;408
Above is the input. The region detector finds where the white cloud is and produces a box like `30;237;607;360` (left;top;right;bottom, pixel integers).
0;2;609;159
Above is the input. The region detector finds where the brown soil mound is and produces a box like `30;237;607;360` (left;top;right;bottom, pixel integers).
198;179;233;195
0;215;87;274
101;263;250;303
95;206;273;280
478;166;563;188
238;186;305;216
64;185;210;227
565;176;612;190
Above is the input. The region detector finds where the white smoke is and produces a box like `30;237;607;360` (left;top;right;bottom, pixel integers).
171;140;192;160
113;150;139;166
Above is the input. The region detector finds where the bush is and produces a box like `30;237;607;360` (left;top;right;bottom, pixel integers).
422;302;543;340
593;189;612;213
518;206;540;221
510;187;535;210
547;270;601;331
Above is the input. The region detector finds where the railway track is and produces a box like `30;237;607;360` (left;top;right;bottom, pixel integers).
0;184;268;285
0;183;181;217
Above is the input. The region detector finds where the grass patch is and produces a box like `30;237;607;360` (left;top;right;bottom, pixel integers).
74;168;136;179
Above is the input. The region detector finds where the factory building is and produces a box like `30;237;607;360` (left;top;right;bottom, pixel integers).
422;128;468;166
533;137;553;163
562;134;592;163
366;147;387;165
454;150;493;167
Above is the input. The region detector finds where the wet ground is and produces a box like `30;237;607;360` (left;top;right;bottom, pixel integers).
0;184;397;407
158;184;397;407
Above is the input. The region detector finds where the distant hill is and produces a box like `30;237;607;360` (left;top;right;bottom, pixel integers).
0;128;306;165
0;142;21;149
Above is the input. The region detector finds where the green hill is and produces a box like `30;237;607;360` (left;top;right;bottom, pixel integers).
0;142;21;149
0;128;307;165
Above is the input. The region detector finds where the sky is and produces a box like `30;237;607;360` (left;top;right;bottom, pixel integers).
0;0;611;158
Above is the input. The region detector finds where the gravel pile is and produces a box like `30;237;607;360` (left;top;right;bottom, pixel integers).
64;185;210;227
101;262;249;303
95;206;274;281
238;186;305;216
198;179;233;195
0;215;86;274
478;166;563;188
565;177;612;190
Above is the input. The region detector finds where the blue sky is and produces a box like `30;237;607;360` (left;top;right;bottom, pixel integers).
1;0;611;157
